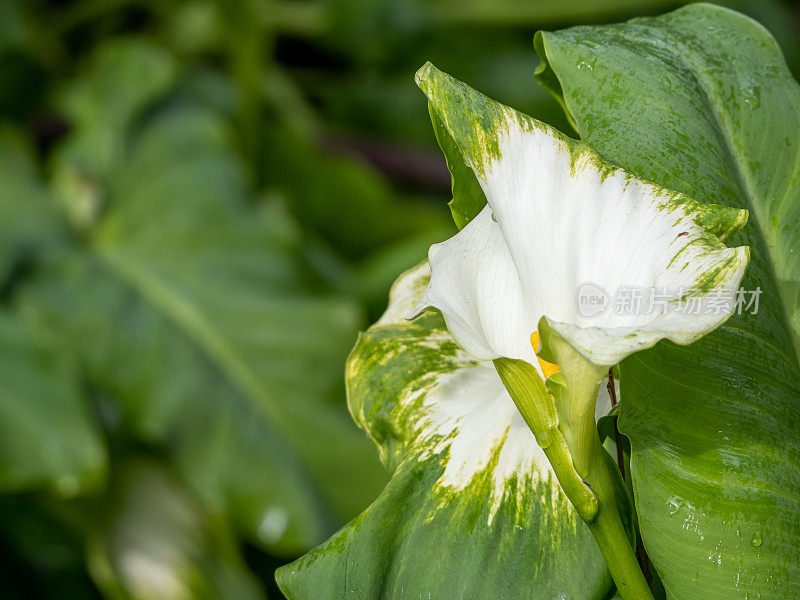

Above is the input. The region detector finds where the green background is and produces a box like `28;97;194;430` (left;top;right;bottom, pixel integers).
0;0;797;598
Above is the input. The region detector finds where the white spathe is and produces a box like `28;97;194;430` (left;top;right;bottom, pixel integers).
371;262;560;521
409;80;749;366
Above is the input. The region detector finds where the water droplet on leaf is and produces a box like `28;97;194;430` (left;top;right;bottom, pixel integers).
742;86;761;109
667;498;681;515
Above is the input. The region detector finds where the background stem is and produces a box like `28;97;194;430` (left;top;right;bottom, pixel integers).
607;368;627;477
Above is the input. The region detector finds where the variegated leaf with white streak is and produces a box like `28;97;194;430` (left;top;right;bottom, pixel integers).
277;263;612;600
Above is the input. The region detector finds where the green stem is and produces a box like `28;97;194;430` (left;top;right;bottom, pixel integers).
583;433;654;600
548;339;654;600
494;332;654;600
494;357;598;521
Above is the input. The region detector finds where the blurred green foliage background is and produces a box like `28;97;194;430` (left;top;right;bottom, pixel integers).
0;0;796;598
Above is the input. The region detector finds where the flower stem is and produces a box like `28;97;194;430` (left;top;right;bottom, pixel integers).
494;329;654;600
554;357;654;599
582;432;654;600
494;357;598;521
546;338;654;600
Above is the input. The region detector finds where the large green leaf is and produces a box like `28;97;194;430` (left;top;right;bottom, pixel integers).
536;4;800;598
277;263;612;600
0;309;105;495
55;39;178;184
88;460;266;600
24;40;386;555
0;130;64;287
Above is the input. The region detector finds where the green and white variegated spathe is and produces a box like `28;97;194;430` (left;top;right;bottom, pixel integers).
276;262;613;600
410;63;750;367
361;263;557;511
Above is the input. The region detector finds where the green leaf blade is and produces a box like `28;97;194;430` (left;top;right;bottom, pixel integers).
278;264;613;600
0;131;65;287
0;310;106;495
536;5;800;598
24;40;387;555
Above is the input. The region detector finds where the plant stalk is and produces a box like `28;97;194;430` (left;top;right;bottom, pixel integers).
494;334;654;600
494;357;598;521
582;430;654;600
550;344;654;600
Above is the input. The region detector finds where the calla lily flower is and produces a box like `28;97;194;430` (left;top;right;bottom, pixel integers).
408;63;750;368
